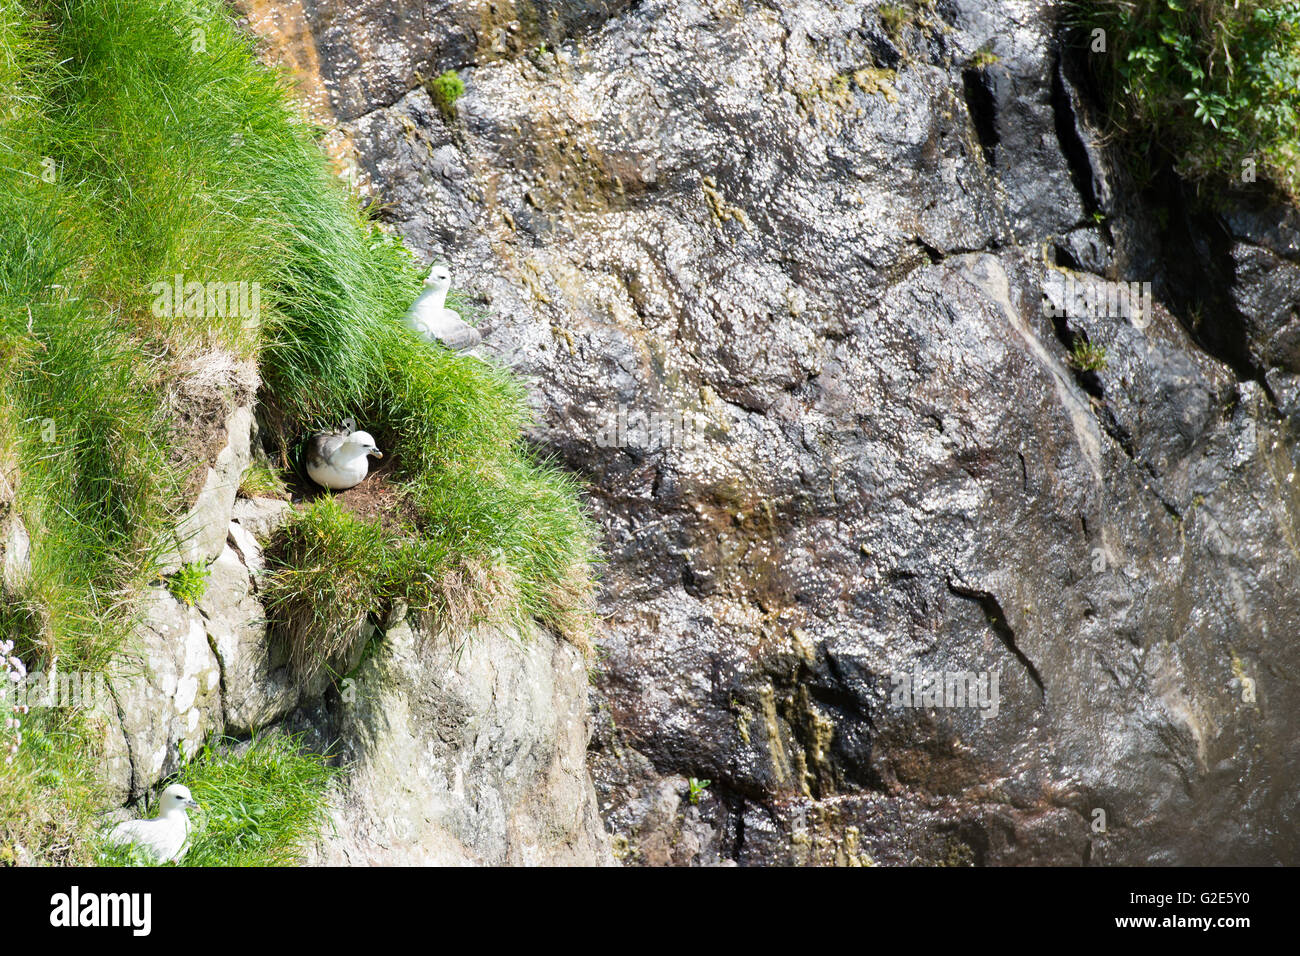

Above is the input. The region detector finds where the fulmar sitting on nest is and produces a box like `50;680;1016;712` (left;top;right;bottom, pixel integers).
305;420;383;490
107;784;199;863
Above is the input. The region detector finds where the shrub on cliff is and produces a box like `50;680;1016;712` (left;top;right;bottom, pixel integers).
1072;0;1300;198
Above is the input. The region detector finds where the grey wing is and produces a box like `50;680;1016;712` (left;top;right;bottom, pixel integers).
306;432;346;467
440;323;482;351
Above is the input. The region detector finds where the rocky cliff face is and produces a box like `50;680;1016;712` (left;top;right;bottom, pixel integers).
232;0;1300;864
298;618;607;865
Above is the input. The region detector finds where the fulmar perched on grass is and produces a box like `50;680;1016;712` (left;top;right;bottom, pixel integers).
107;784;199;863
305;421;383;490
403;264;482;351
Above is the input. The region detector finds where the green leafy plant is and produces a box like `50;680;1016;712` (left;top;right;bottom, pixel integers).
687;777;711;804
1072;0;1300;197
166;562;210;606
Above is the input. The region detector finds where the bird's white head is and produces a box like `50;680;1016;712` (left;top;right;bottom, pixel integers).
160;784;199;814
424;264;452;293
346;430;383;459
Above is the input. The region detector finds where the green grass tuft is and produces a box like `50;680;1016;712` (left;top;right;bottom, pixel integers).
262;497;430;677
1069;338;1109;372
260;490;593;679
0;710;112;866
238;462;289;500
879;4;910;39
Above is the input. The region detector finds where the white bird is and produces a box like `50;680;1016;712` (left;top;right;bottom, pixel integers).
305;424;383;490
403;264;482;351
107;784;199;863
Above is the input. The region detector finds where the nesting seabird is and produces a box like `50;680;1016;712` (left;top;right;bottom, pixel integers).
403;264;482;351
107;784;199;863
305;423;383;490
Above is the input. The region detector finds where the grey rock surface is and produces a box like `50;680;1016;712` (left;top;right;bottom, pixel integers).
165;404;254;571
199;538;298;735
108;586;224;799
232;0;1300;864
231;495;293;543
299;617;611;865
0;447;27;595
104;401;265;800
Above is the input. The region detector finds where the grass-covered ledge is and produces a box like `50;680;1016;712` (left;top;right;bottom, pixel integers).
97;735;338;867
0;0;596;863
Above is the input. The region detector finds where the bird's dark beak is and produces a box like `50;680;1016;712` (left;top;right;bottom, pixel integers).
370;449;383;459
187;799;200;809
